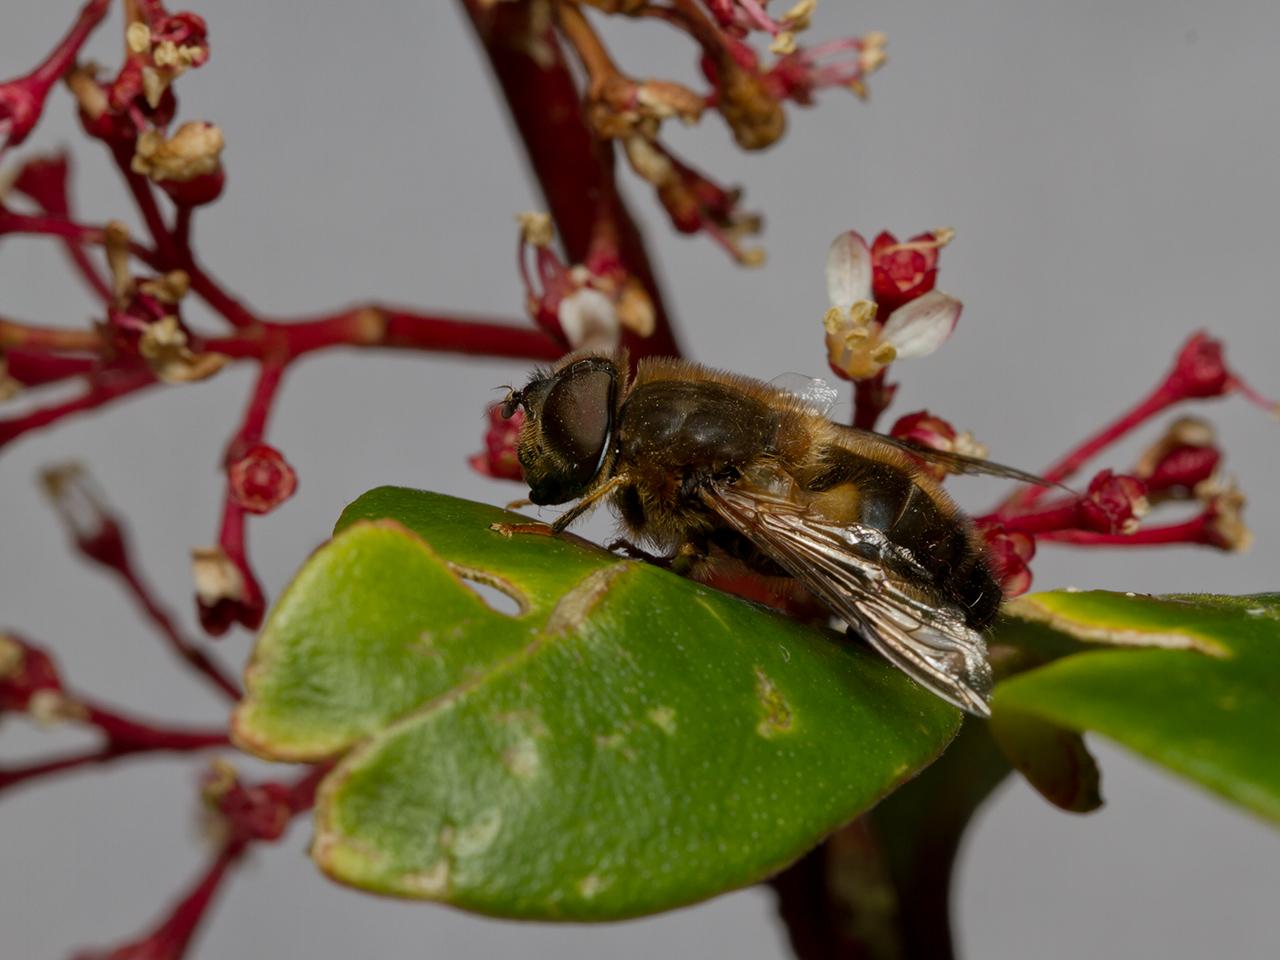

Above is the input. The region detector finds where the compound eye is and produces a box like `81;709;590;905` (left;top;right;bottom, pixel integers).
541;363;615;491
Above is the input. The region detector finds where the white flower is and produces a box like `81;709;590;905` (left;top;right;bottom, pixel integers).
823;230;961;379
558;286;621;352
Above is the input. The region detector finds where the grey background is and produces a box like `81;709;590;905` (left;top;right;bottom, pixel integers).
2;1;1279;957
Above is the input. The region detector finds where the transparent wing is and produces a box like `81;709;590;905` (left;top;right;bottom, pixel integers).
768;373;840;417
700;479;993;716
845;426;1059;489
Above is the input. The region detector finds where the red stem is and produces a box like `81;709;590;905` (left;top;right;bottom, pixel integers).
852;372;892;430
79;700;232;751
285;762;330;813
75;764;327;958
0;317;102;352
111;144;179;261
0;368;157;451
0;749;125;793
233;359;286;451
0;718;228;796
109;144;262;329
998;384;1175;514
1;309;557;448
174;205;193;251
3;350;97;386
62;239;113;302
1039;515;1213;547
184;260;262;330
74;839;249;960
116;564;242;700
23;0;110;93
0;208;161;267
462;0;682;359
976;499;1082;535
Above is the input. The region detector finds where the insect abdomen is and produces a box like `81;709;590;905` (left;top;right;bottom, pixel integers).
806;445;1000;629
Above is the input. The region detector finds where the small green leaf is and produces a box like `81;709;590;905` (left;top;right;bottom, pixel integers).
991;591;1280;823
234;488;960;919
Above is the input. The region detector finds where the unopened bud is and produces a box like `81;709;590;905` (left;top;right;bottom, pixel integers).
983;526;1037;598
228;444;298;515
39;463;127;568
0;634;65;716
469;405;524;482
1163;333;1231;400
1079;470;1149;535
1134;416;1221;496
191;545;246;609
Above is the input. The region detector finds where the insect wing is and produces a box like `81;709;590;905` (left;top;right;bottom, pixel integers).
845;426;1058;489
768;373;840;417
701;480;993;715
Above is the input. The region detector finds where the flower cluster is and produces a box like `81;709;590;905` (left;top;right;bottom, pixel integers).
819;227;1273;597
472;404;526;482
555;0;886;263
515;211;655;353
64;0;224;208
823;228;960;382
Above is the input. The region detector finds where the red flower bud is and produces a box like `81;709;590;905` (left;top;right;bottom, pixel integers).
0;76;46;152
228;444;297;515
1144;445;1221;495
204;763;293;844
1;0;111;151
193;544;264;635
871;230;944;315
1164;332;1231;399
151;11;209;52
1078;470;1149;535
40;464;129;570
889;409;987;478
470;406;524;481
10;153;70;215
0;634;64;716
157;166;225;207
1134;417;1222;498
890;409;957;452
982;525;1037;598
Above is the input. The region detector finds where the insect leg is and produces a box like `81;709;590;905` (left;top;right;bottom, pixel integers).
548;473;631;533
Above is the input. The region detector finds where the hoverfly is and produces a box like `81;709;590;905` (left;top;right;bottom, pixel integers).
499;353;1047;715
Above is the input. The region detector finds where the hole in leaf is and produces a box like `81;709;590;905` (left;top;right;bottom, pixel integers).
451;566;526;617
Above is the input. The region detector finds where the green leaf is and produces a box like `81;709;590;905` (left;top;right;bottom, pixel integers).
234;487;960;919
990;591;1280;823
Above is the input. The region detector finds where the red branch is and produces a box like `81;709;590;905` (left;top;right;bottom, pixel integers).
0;0;110;152
72;839;247;960
119;562;241;700
462;0;682;360
0;704;228;796
74;764;328;960
0;207;161;267
0;368;158;449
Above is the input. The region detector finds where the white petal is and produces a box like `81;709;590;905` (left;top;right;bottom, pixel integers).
558;287;620;351
825;231;873;308
879;290;962;359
